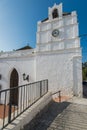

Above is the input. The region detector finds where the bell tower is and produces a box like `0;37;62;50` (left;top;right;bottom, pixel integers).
36;3;82;97
36;3;80;53
49;3;62;20
36;3;62;52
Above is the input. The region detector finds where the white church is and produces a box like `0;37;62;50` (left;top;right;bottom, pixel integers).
0;3;82;102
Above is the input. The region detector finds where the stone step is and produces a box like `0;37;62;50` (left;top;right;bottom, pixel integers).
56;115;87;124
57;114;87;122
54;117;87;125
58;120;87;129
51;120;87;129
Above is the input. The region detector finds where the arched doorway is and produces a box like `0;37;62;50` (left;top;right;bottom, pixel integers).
10;69;19;105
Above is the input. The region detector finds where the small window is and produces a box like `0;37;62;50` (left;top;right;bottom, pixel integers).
52;9;59;19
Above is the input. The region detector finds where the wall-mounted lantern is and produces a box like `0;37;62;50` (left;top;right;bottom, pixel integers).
23;73;29;82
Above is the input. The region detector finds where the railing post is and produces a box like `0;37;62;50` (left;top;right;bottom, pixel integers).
8;90;12;123
47;79;48;92
59;90;61;102
40;81;42;97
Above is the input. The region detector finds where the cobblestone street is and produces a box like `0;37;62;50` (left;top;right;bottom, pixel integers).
23;98;87;130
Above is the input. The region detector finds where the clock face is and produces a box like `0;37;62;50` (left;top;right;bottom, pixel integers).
52;29;59;37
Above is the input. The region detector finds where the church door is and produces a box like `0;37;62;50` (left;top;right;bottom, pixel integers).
10;69;19;105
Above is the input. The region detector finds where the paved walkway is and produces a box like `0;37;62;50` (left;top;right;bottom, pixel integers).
23;97;87;130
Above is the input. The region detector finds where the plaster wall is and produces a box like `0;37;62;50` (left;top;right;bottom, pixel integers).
0;53;36;104
36;49;81;96
0;53;36;91
73;57;82;97
37;12;78;46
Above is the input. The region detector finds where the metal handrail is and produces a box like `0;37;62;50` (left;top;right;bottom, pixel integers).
0;79;48;92
0;79;48;129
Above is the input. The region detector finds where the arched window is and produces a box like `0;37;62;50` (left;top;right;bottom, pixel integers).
52;9;59;19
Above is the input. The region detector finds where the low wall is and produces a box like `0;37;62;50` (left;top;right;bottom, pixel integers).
3;92;52;130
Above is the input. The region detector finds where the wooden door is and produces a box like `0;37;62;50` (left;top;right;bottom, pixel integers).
10;69;19;105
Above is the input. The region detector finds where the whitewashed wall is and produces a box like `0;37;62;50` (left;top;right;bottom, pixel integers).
0;50;36;104
36;48;82;96
0;50;36;91
73;57;82;97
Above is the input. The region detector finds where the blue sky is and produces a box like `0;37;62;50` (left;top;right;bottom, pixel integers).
0;0;87;61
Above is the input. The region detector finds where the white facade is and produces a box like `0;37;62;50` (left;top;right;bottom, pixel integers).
0;3;82;101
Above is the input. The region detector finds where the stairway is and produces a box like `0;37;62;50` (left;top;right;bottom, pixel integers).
24;97;87;130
